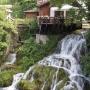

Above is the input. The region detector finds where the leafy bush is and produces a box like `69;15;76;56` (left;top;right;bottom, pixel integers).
0;70;15;87
17;18;38;40
81;52;90;77
0;7;16;59
85;29;90;48
81;29;90;77
29;18;38;33
16;33;66;71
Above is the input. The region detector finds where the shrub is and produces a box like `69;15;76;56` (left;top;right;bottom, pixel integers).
17;35;60;70
0;70;15;87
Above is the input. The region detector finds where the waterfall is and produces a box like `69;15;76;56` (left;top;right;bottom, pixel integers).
38;34;89;90
1;34;90;90
23;66;34;80
5;53;16;64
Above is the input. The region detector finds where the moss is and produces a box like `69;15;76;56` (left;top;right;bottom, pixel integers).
17;65;71;90
18;80;37;90
58;77;70;89
57;68;67;82
18;65;57;90
73;29;83;34
33;66;57;89
0;70;15;87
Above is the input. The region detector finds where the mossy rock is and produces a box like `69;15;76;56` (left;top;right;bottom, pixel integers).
0;70;15;87
58;77;70;89
18;80;37;90
57;68;67;82
18;66;70;90
2;64;16;71
20;65;57;90
27;65;57;80
33;66;57;89
73;29;83;35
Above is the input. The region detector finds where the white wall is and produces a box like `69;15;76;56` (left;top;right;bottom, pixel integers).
50;7;58;17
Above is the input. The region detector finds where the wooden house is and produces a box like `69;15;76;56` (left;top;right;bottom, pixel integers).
24;10;38;18
37;1;50;16
24;0;81;34
24;0;79;18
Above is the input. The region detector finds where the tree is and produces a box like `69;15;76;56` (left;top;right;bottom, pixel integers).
0;0;37;18
11;0;37;18
50;0;89;25
0;7;16;60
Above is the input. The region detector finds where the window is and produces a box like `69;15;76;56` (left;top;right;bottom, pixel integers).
55;11;64;17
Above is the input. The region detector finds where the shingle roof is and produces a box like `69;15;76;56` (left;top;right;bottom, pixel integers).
24;10;38;13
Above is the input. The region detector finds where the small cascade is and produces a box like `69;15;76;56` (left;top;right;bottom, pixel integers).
30;71;34;82
6;53;16;64
41;76;49;90
23;66;34;80
50;69;59;90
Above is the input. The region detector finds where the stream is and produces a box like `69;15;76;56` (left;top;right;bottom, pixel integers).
1;34;90;90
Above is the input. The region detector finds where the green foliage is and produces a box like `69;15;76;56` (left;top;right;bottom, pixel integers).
85;29;90;42
0;7;16;59
81;52;90;77
15;18;38;40
0;0;37;18
50;0;75;8
20;28;31;40
12;0;37;18
17;34;66;71
18;80;37;90
65;8;82;26
50;0;89;26
81;29;90;77
29;18;38;33
0;70;15;87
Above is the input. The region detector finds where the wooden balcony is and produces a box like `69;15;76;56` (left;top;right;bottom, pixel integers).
37;16;82;34
38;16;65;25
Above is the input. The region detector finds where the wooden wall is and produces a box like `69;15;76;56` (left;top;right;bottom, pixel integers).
38;2;50;16
25;12;38;18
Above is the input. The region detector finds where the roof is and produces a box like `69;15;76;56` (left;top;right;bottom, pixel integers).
60;4;78;10
37;1;50;7
37;0;50;5
24;10;38;13
51;4;78;12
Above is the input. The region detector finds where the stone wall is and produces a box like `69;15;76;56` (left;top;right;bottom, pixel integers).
36;34;49;44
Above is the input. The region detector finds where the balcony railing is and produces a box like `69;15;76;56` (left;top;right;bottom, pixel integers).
37;16;65;25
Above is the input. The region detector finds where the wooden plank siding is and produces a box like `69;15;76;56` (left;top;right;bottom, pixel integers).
38;2;50;16
25;12;38;18
24;10;38;19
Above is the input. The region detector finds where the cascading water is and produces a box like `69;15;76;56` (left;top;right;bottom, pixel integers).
38;34;89;90
5;53;16;64
1;34;90;90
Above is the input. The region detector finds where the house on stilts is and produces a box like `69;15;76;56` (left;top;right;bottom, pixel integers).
24;0;82;35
